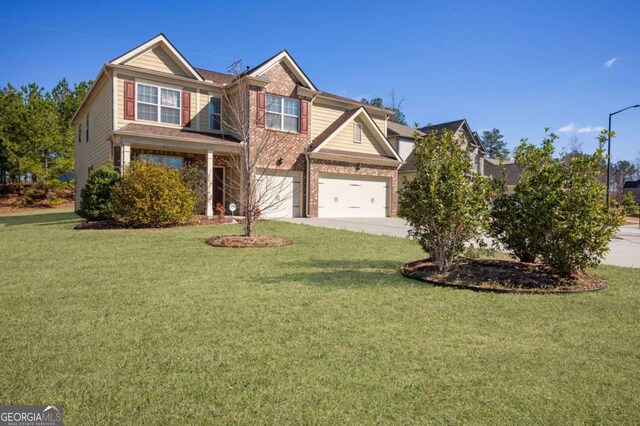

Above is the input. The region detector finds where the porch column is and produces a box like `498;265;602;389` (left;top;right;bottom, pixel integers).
206;150;214;217
122;143;131;169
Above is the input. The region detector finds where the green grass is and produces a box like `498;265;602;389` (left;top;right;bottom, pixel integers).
1;210;639;424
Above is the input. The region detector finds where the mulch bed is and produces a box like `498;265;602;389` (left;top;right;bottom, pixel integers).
400;259;607;294
74;215;236;230
206;235;294;248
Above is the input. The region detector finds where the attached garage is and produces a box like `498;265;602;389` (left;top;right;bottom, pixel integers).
318;175;389;218
256;169;302;218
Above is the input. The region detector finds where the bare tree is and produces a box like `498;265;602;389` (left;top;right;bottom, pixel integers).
220;62;294;237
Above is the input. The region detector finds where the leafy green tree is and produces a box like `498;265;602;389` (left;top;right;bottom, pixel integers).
0;79;90;193
481;128;509;160
399;129;491;273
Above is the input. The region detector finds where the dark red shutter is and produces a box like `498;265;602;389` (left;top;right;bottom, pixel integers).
256;92;265;127
124;81;135;120
182;91;191;127
300;100;308;134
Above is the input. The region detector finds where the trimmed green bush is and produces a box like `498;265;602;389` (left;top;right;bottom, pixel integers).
490;130;623;276
78;165;121;220
109;161;196;228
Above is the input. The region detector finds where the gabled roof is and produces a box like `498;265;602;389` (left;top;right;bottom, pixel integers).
387;121;424;139
417;119;467;136
110;34;204;82
246;50;317;91
309;107;402;162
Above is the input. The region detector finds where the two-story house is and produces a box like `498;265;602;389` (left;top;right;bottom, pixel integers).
72;34;402;219
395;119;485;186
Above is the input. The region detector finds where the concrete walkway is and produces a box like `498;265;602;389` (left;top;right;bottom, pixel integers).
282;218;640;269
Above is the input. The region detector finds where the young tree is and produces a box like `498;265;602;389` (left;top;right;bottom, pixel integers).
220;63;298;237
399;129;491;273
481;128;509;160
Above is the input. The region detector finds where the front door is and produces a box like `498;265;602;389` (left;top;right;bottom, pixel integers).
212;167;225;209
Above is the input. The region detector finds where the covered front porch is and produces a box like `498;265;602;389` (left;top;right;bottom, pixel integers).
112;124;242;217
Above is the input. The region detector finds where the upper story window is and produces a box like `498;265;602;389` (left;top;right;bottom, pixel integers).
209;97;221;131
78;123;82;143
137;83;181;125
353;123;362;144
85;114;89;142
266;94;299;132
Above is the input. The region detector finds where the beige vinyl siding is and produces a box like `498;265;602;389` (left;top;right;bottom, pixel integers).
74;75;113;209
324;117;387;156
125;46;189;77
311;100;387;141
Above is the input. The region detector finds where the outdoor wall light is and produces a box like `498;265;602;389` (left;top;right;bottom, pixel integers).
276;157;284;166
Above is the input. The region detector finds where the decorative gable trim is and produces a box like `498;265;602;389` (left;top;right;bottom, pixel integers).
248;50;317;91
110;34;204;82
311;107;402;162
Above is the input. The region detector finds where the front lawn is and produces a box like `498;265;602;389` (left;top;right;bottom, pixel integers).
1;210;639;424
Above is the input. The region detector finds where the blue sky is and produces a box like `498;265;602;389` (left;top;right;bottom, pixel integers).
1;0;638;162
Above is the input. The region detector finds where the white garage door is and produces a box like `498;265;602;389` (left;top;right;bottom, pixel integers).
256;169;301;218
318;175;389;218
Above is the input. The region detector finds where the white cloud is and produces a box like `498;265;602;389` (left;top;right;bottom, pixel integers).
577;125;604;133
603;57;619;69
558;122;578;133
558;122;604;134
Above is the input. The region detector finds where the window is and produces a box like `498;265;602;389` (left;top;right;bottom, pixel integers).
85;114;89;142
138;154;184;169
78;123;82;143
353;123;362;144
136;83;181;125
265;94;299;132
209;97;221;131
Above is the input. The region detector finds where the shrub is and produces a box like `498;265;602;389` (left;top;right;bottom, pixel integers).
180;165;208;214
109;161;196;227
488;136;557;263
399;129;491;273
78;165;121;220
622;191;638;216
490;130;623;276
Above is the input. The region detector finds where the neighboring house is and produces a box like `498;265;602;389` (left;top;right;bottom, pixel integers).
72;34;402;219
387;121;424;161
397;119;485;186
483;158;521;193
623;180;640;202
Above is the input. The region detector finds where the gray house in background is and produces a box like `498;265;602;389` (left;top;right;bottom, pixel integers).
387;121;424;161
623;180;640;202
483;158;521;193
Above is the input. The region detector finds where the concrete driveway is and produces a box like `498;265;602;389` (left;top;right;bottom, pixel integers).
282;218;640;269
